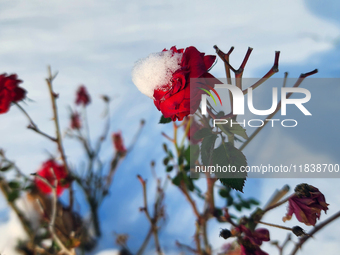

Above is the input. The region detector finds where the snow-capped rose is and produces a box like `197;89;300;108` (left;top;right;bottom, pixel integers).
132;46;220;121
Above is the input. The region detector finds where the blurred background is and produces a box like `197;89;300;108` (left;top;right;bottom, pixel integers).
0;0;339;254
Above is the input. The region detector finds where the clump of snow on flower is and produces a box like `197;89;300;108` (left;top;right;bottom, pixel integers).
132;50;182;98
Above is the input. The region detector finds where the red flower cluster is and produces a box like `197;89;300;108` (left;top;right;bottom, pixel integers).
153;46;220;121
34;160;69;196
112;132;127;154
75;85;91;106
234;225;270;255
70;111;81;130
283;183;329;226
0;74;26;114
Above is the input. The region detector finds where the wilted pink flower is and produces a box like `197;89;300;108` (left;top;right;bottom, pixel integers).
70;111;81;130
283;183;329;226
75;85;91;106
233;225;270;255
112;132;127;154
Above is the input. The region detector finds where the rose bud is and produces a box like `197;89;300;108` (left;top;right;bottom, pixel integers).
219;228;232;239
75;85;91;106
0;73;26;114
292;226;307;237
34;159;69;196
283;183;329;226
132;46;221;121
112;132;127;155
70;111;81;130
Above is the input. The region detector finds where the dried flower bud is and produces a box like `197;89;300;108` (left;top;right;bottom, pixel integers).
219;228;231;239
292;226;306;237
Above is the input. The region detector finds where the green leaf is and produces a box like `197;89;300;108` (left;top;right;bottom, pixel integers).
220;177;246;193
7;190;20;202
228;124;248;140
241;201;251;209
163;157;170;166
0;163;13;172
234;203;242;211
166;166;173;172
183;174;194;191
248;198;260;206
227;196;234;206
212;142;247;192
8;181;21;189
172;172;183;186
216;122;248;140
159;115;172;124
201;134;217;166
218;189;229;198
193;128;213;140
184;144;199;166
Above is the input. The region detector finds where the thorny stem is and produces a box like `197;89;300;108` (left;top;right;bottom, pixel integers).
235;47;253;90
33;172;75;255
242;51;280;95
290;211;340;255
176;240;197;254
136;227;153;255
14;102;57;142
256;220;293;231
45;66;74;210
263;195;292;214
137;175;163;255
279;234;291;255
239;69;318;152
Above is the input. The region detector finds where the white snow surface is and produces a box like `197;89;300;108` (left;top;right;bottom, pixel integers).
132;50;182;98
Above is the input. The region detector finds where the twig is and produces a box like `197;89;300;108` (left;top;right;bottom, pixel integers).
239;69;318;151
136;227;153;255
279;234;291;255
137;175;163;255
176;240;197;254
33;171;75;255
256;220;293;231
45;66;74;211
290;210;340;255
14;102;57;142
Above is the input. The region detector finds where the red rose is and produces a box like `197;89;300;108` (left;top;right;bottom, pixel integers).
75;85;91;106
70;111;81;130
112;132;127;154
153;46;220;121
35;160;69;196
283;183;329;226
0;74;26;114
